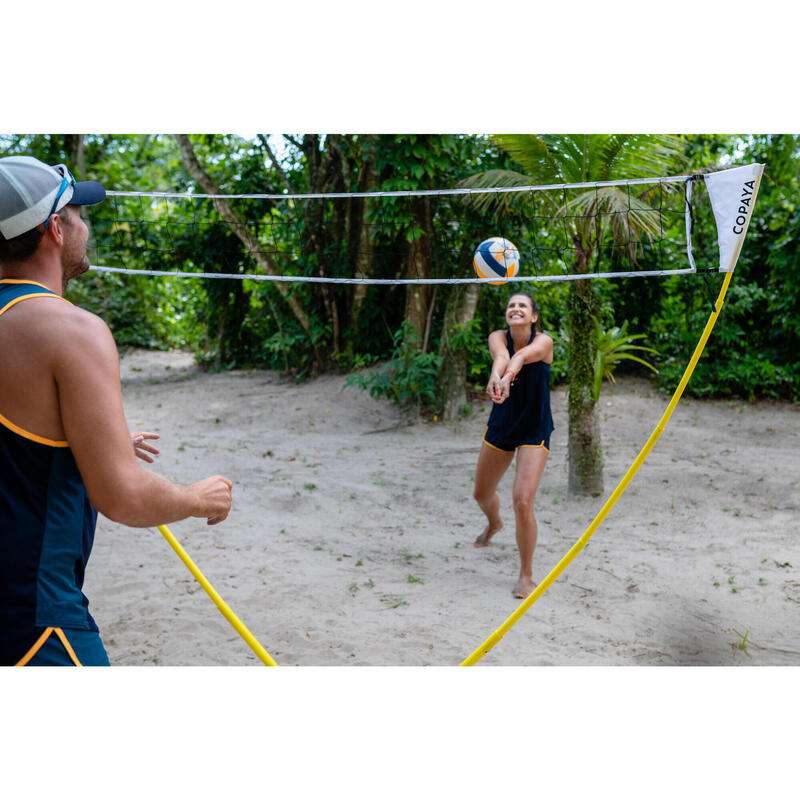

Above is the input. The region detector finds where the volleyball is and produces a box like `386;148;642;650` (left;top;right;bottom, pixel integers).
473;237;520;284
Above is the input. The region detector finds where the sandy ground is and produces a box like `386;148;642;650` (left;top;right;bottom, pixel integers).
83;348;800;667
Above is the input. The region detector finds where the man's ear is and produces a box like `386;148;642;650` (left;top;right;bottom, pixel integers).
45;211;67;246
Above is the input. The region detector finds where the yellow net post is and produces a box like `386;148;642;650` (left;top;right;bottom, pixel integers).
461;271;734;666
157;524;278;666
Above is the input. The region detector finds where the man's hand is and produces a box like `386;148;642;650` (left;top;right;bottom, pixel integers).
131;431;160;463
190;475;234;525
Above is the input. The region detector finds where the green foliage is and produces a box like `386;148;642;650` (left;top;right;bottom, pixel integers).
647;134;800;400
3;133;799;404
65;271;204;349
259;326;308;369
652;279;797;400
345;322;442;408
550;329;569;386
450;317;491;379
592;321;659;402
554;320;658;401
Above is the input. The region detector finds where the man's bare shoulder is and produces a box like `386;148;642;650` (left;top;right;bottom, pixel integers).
32;296;108;332
5;297;115;362
50;303;116;361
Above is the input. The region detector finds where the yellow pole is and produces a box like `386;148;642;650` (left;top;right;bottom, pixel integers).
157;524;278;666
461;272;734;666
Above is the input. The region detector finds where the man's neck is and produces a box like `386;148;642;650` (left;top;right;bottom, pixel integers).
0;258;63;296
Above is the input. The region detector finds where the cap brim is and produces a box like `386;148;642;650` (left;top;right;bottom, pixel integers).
67;180;106;206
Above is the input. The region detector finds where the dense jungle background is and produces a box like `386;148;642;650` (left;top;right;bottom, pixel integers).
2;133;796;413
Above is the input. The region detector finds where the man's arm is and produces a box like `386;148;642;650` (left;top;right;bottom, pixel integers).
52;308;232;527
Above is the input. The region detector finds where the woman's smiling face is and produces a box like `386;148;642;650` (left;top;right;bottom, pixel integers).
506;294;536;327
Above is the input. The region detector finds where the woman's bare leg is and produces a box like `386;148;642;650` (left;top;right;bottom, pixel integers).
511;446;549;597
473;442;514;547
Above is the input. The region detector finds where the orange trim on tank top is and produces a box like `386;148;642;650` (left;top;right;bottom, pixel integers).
0;292;68;316
0;409;69;447
0;278;59;290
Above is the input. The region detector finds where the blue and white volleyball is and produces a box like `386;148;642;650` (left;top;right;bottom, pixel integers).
473;237;520;284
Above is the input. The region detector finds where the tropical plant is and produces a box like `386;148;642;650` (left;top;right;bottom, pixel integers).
461;134;686;495
345;321;443;410
555;321;659;402
591;321;659;402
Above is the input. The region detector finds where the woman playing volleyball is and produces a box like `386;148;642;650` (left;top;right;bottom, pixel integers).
473;292;554;598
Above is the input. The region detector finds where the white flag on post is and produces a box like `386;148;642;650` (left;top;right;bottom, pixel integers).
704;163;765;272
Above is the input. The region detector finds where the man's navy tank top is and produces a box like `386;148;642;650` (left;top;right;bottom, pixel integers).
0;280;99;665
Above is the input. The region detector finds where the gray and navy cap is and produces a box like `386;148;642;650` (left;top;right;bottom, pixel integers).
0;155;105;240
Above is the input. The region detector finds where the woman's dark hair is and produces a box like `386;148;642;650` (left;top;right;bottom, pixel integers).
508;291;543;332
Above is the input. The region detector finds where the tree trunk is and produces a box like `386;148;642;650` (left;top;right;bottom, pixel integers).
64;135;87;225
64;135;85;178
404;196;432;343
173;134;323;369
437;281;480;420
216;295;229;368
349;154;377;335
567;252;603;496
302;134;339;359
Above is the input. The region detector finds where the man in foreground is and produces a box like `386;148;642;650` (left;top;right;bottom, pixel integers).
0;156;233;666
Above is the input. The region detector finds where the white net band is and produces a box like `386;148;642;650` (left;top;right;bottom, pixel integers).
89;264;704;284
104;173;697;202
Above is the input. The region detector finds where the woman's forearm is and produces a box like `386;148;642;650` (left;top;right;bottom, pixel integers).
491;354;510;378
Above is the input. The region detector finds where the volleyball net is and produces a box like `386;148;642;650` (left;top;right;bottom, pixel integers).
85;164;764;285
84;163;764;666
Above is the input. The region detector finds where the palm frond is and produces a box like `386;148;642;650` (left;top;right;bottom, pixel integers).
540;134;591;183
597;135;633;180
603;134;687;178
461;134;690;263
458;168;538;215
492;135;561;182
556;187;665;254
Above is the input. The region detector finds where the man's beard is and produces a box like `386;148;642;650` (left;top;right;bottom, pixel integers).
61;252;90;290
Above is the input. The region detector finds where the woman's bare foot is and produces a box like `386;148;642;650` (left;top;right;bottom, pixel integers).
513;575;535;598
474;519;503;548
